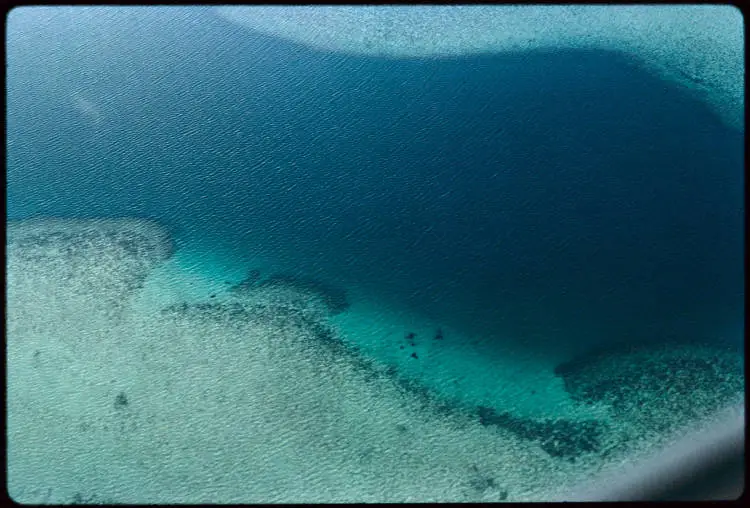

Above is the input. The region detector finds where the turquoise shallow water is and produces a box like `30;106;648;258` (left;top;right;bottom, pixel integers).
130;233;659;424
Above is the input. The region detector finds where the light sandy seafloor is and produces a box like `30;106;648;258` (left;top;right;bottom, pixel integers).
215;5;744;132
7;218;744;503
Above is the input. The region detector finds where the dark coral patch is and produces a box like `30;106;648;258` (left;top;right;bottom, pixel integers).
114;392;128;409
477;405;604;462
230;271;350;315
553;339;744;427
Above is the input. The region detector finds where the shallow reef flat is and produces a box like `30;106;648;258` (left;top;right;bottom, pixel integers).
6;217;175;323
6;217;744;503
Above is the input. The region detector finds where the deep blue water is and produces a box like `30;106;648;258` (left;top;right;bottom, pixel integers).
7;7;744;356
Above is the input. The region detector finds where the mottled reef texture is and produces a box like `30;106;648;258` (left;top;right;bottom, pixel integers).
554;339;744;435
229;270;350;315
477;406;605;462
7;218;175;321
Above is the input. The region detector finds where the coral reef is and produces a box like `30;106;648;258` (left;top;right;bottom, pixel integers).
7;218;175;264
70;492;116;505
477;406;605;462
178;291;611;464
229;271;350;315
554;339;744;436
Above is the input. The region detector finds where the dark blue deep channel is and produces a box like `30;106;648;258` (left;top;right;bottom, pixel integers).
7;7;744;369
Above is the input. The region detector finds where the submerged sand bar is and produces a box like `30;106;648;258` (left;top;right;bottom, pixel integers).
216;5;744;131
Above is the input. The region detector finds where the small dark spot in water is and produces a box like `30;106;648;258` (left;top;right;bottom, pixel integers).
359;446;375;462
224;281;231;284
410;343;416;347
531;390;537;395
400;345;404;349
469;473;498;493
71;492;113;504
33;350;40;359
411;352;418;359
406;332;416;340
396;424;407;433
435;328;444;340
114;392;128;409
210;294;216;298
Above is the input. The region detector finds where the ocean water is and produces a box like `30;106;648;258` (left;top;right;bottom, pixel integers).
6;6;744;503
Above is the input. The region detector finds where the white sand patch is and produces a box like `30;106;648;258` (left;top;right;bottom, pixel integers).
70;94;104;126
216;5;743;130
